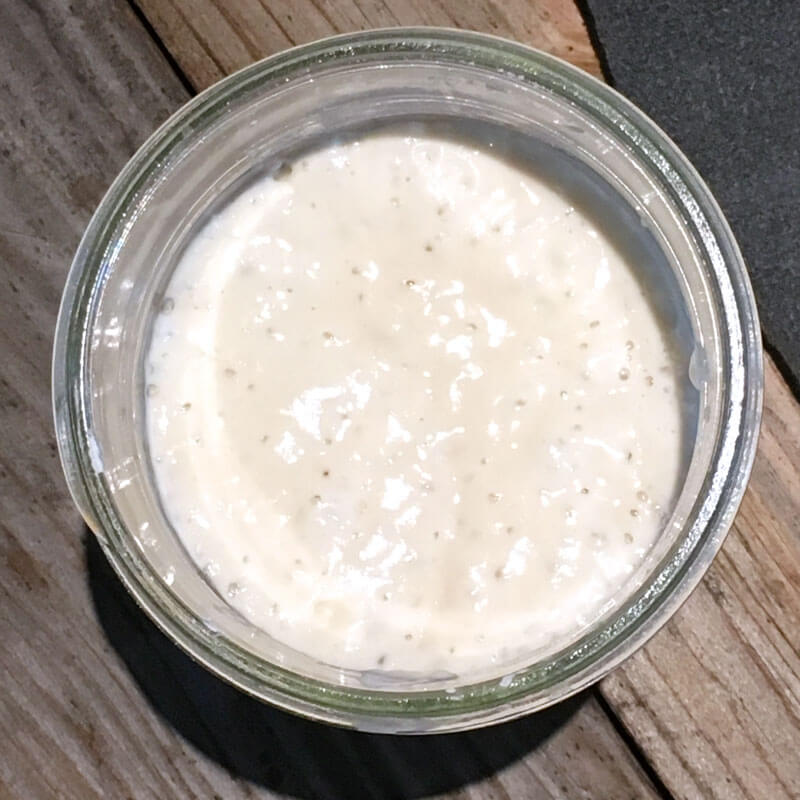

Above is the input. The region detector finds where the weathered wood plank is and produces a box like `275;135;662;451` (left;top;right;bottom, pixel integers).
0;0;658;798
132;0;604;90
134;1;800;798
601;356;800;800
0;2;249;798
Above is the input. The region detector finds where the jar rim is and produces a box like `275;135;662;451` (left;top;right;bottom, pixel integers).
53;27;763;733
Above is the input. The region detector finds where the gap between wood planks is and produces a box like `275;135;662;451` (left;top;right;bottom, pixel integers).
129;0;196;95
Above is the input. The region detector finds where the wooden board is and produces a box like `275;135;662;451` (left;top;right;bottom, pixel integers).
0;1;658;798
2;0;798;797
132;0;604;91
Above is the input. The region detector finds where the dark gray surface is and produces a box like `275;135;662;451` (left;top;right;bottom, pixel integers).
584;0;800;391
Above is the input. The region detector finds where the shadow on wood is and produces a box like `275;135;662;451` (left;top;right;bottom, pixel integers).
85;532;584;799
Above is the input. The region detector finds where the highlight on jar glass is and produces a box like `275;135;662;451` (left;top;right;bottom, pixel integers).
53;29;762;733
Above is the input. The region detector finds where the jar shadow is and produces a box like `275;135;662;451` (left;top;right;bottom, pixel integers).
85;532;587;799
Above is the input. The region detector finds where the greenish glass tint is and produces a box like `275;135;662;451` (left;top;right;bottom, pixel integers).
53;29;762;733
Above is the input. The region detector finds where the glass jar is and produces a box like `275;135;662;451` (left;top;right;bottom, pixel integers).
53;28;762;733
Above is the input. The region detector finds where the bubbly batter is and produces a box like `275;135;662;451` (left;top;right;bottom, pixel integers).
145;131;685;674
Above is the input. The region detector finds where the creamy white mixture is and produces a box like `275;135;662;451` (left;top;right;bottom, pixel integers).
146;131;685;675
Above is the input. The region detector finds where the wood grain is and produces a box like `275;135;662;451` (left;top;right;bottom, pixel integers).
0;3;247;799
132;1;800;797
0;1;657;798
601;356;800;800
132;0;604;91
2;0;798;796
